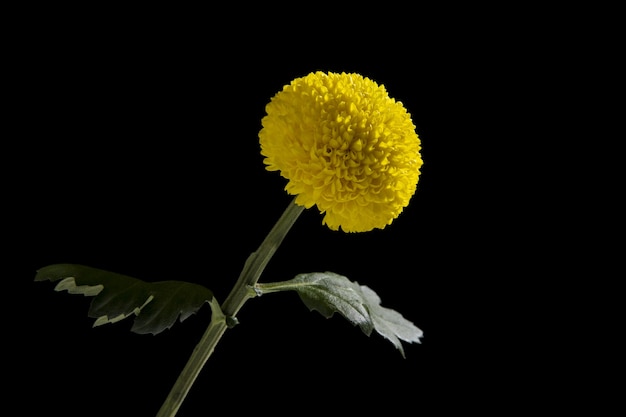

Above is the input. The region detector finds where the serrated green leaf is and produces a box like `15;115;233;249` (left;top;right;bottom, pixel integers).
35;263;216;335
356;285;423;358
287;272;374;336
258;271;423;356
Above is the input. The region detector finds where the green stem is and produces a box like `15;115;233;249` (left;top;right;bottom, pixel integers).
155;198;304;417
255;279;308;294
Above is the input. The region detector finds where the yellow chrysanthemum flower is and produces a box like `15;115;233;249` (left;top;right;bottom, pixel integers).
259;71;423;233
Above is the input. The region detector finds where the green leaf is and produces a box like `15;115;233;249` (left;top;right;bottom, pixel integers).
259;271;423;356
35;263;217;335
355;284;423;358
285;271;374;336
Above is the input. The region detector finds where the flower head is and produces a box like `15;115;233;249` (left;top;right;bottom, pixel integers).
259;71;423;232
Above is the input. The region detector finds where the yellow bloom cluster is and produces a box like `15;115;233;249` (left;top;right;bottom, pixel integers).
259;71;423;232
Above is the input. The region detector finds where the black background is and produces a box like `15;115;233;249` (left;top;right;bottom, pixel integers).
6;4;590;417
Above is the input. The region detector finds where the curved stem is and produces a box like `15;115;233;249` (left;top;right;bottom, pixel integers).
156;198;304;417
